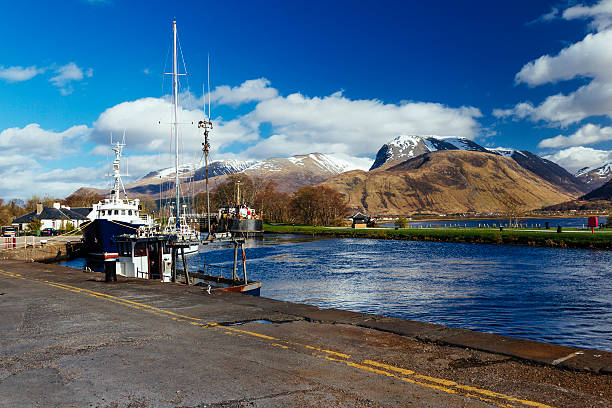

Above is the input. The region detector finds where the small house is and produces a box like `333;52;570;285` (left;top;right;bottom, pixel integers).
12;202;89;232
350;212;371;228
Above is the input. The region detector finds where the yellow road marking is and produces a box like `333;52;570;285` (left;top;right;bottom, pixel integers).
0;269;554;408
272;343;290;349
304;344;351;359
363;359;415;375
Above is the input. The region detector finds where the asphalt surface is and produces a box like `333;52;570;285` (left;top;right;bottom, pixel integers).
0;260;610;407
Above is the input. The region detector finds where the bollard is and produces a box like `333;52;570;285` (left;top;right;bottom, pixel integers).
499;226;503;232
556;225;562;233
104;259;117;282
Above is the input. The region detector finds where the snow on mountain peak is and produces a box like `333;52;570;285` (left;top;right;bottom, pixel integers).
576;162;612;177
486;147;526;158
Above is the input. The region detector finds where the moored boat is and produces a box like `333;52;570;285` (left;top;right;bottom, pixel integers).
82;139;153;259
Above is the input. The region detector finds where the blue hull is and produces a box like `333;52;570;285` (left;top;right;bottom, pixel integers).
83;219;142;258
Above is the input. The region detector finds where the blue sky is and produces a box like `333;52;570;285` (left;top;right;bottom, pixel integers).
2;0;612;199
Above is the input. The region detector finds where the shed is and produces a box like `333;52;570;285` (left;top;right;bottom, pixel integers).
350;212;370;228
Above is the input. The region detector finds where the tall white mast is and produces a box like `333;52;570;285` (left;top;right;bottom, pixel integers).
172;20;180;229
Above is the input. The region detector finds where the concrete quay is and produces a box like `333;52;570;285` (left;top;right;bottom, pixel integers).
0;260;610;407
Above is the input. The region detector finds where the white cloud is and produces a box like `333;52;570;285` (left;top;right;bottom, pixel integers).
0;155;106;199
91;96;257;156
495;80;612;126
0;123;90;157
208;78;278;106
50;62;93;94
538;123;612;148
0;78;483;199
243;91;482;158
543;146;612;173
563;0;612;31
497;3;612;127
515;30;612;87
0;65;45;82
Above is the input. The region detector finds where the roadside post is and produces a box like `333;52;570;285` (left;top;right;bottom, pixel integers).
587;216;598;234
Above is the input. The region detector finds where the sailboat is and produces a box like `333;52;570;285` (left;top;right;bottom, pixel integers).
160;19;200;254
110;20;261;296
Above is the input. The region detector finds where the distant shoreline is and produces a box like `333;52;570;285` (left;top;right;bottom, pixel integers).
390;214;608;223
264;224;612;250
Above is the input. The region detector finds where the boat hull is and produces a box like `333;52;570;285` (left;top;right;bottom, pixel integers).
83;219;143;259
181;271;262;296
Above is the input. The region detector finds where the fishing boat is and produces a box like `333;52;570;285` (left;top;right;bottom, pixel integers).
82;139;154;259
112;234;261;296
214;180;263;238
101;20;261;297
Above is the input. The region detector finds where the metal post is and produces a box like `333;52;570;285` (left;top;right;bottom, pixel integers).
232;241;238;281
241;242;247;284
171;247;176;282
181;247;190;285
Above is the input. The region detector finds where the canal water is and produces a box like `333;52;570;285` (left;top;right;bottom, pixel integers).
189;235;612;351
380;216;608;229
60;234;612;351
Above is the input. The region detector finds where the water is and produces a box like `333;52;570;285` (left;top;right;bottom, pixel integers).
60;233;612;351
379;216;608;229
189;235;612;351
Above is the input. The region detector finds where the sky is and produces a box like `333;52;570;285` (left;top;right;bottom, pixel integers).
2;0;612;199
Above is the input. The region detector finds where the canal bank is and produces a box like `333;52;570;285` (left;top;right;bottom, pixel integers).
264;224;612;250
0;260;609;407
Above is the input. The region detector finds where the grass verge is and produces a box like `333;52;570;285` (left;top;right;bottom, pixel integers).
264;224;612;250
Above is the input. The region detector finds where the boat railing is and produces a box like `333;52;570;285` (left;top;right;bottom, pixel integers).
200;263;239;281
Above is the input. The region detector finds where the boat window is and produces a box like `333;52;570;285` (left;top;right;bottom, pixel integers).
128;210;132;216
118;242;132;257
134;242;147;257
121;210;126;215
114;210;119;215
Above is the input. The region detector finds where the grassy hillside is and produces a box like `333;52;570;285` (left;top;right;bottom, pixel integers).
322;150;578;216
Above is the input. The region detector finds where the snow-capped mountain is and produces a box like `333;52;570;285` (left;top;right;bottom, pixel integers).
369;135;488;170
245;153;371;174
124;153;373;196
193;159;258;180
142;163;199;179
369;135;587;196
241;153;372;192
575;162;612;190
141;159;257;181
486;147;526;158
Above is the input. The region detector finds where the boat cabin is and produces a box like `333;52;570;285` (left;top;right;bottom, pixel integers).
115;235;173;281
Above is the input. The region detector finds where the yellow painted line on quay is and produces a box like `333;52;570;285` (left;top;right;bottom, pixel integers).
0;269;554;408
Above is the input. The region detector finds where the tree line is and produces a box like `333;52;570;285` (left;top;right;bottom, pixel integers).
194;174;349;226
0;175;350;228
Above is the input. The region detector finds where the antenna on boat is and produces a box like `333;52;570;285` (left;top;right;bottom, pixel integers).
198;54;214;240
207;54;211;120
